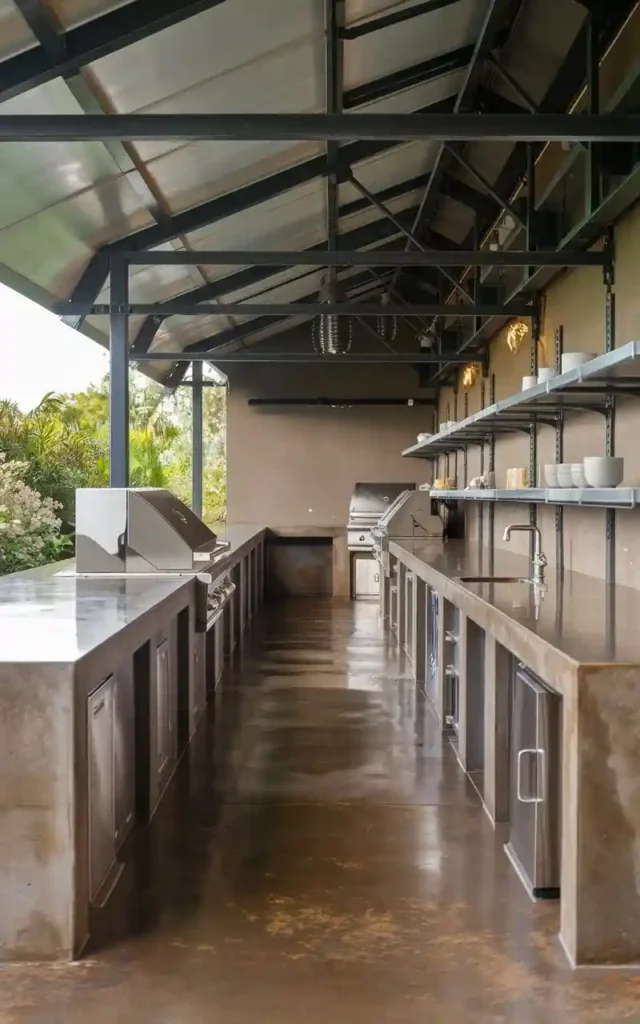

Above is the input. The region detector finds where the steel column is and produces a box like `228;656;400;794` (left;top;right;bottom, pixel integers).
109;260;129;487
191;362;204;518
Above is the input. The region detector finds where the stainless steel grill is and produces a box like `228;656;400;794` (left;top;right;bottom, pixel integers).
372;489;444;575
73;488;234;630
347;482;414;552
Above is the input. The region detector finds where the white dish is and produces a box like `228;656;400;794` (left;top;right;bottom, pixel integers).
538;367;556;383
522;375;538;390
583;456;624;488
544;464;559;487
561;352;596;373
571;463;589;488
556;463;576;488
417;433;432;443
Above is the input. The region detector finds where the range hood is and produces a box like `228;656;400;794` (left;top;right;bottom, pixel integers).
76;488;222;574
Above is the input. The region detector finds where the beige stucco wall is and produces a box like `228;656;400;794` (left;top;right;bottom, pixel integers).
226;345;435;530
438;201;640;587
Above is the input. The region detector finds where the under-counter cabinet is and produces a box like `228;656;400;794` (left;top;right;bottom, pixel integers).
88;671;135;903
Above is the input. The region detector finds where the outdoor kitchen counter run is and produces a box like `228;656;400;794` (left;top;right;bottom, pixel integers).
390;537;640;967
0;523;265;665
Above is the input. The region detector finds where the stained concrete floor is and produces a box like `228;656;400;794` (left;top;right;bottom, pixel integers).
2;599;640;1023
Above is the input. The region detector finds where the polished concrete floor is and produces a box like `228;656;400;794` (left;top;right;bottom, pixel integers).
2;599;640;1022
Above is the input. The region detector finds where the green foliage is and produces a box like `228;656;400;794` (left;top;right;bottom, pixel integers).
0;373;227;573
0;454;71;574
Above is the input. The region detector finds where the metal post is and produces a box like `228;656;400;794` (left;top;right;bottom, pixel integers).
586;12;601;216
554;326;564;571
479;376;485;550
109;258;129;487
526;142;536;283
192;361;204;518
605;228;616;583
488;372;496;552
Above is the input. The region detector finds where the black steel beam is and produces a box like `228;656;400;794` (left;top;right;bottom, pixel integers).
111;249;604;268
340;0;461;39
60;300;537;317
1;112;637;141
248;398;436;406
131;217;431;355
134;352;473;364
65;96;457;324
340;170;496;221
0;0;229;102
12;0;66;63
342;44;473;108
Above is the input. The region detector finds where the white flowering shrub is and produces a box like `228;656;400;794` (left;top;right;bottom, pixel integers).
0;454;69;575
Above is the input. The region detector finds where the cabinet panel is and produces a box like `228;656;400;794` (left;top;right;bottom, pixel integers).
192;631;206;728
113;671;135;850
156;640;170;776
88;678;114;901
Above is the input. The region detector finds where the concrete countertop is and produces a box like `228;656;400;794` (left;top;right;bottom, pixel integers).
390;538;640;689
0;524;265;665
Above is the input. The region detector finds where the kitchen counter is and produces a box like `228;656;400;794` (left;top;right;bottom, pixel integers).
389;539;640;687
0;524;265;665
389;537;640;967
0;523;266;962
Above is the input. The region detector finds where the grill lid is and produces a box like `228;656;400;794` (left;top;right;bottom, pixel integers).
348;483;415;521
76;488;220;574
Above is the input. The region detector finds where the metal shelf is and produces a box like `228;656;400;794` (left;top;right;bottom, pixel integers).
429;488;640;509
403;340;640;459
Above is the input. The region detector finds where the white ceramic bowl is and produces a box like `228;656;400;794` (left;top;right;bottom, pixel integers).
544;464;559;487
556;463;576;488
522;375;538;390
417;432;432;443
538;367;556;383
571;463;589;488
583;456;624;488
438;422;448;433
561;352;596;373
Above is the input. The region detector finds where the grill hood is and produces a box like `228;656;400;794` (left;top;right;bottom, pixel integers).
76;488;220;574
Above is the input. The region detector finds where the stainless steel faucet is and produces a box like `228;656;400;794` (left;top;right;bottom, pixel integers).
503;523;547;585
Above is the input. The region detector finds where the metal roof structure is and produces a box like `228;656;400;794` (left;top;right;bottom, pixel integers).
0;0;638;403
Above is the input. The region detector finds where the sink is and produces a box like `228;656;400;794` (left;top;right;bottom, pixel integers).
458;576;532;584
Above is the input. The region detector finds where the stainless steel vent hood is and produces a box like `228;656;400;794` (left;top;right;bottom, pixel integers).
76;488;221;574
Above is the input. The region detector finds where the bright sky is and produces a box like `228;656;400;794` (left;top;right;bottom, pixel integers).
0;282;108;411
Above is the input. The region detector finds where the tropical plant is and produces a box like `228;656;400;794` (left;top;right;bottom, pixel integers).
0;454;69;574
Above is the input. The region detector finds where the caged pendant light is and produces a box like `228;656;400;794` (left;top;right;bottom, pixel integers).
375;291;398;343
312;274;353;354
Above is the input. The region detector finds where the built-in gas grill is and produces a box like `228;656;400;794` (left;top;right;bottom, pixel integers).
347;483;415;552
372;490;444;575
73;488;235;630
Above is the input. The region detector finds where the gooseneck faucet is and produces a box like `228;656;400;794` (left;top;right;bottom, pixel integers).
503;523;547;585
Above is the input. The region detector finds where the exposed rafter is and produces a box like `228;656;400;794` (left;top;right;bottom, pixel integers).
342;43;474;109
0;0;230;102
340;0;462;39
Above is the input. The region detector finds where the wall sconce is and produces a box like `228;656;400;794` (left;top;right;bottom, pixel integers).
506;319;529;354
461;362;480;390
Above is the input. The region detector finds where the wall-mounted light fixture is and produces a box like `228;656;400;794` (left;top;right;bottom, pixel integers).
506;319;529;354
461;362;480;390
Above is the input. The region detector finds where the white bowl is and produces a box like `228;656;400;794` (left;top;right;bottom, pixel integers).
583;456;624;488
561;352;596;373
544;464;559;487
522;375;538;390
438;422;448;433
417;432;432;443
556;463;576;488
538;367;556;383
571;463;589;488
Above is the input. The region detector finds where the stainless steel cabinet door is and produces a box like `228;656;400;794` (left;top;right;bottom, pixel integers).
88;678;114;901
113;671;135;850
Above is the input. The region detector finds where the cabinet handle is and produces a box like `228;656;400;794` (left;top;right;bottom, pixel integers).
517;749;544;803
92;699;106;716
445;631;458;644
444;665;458;678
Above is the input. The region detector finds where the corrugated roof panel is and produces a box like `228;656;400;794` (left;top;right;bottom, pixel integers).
51;0;130;29
0;173;154;297
145;141;323;216
0;80;132;231
339;191;420;235
350;69;464;113
343;0;487;90
185;178;327;254
433;197;475;245
345;140;436;197
86;0;323;117
0;0;36;59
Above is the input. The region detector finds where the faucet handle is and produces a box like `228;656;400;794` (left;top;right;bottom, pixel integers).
535;551;548;567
